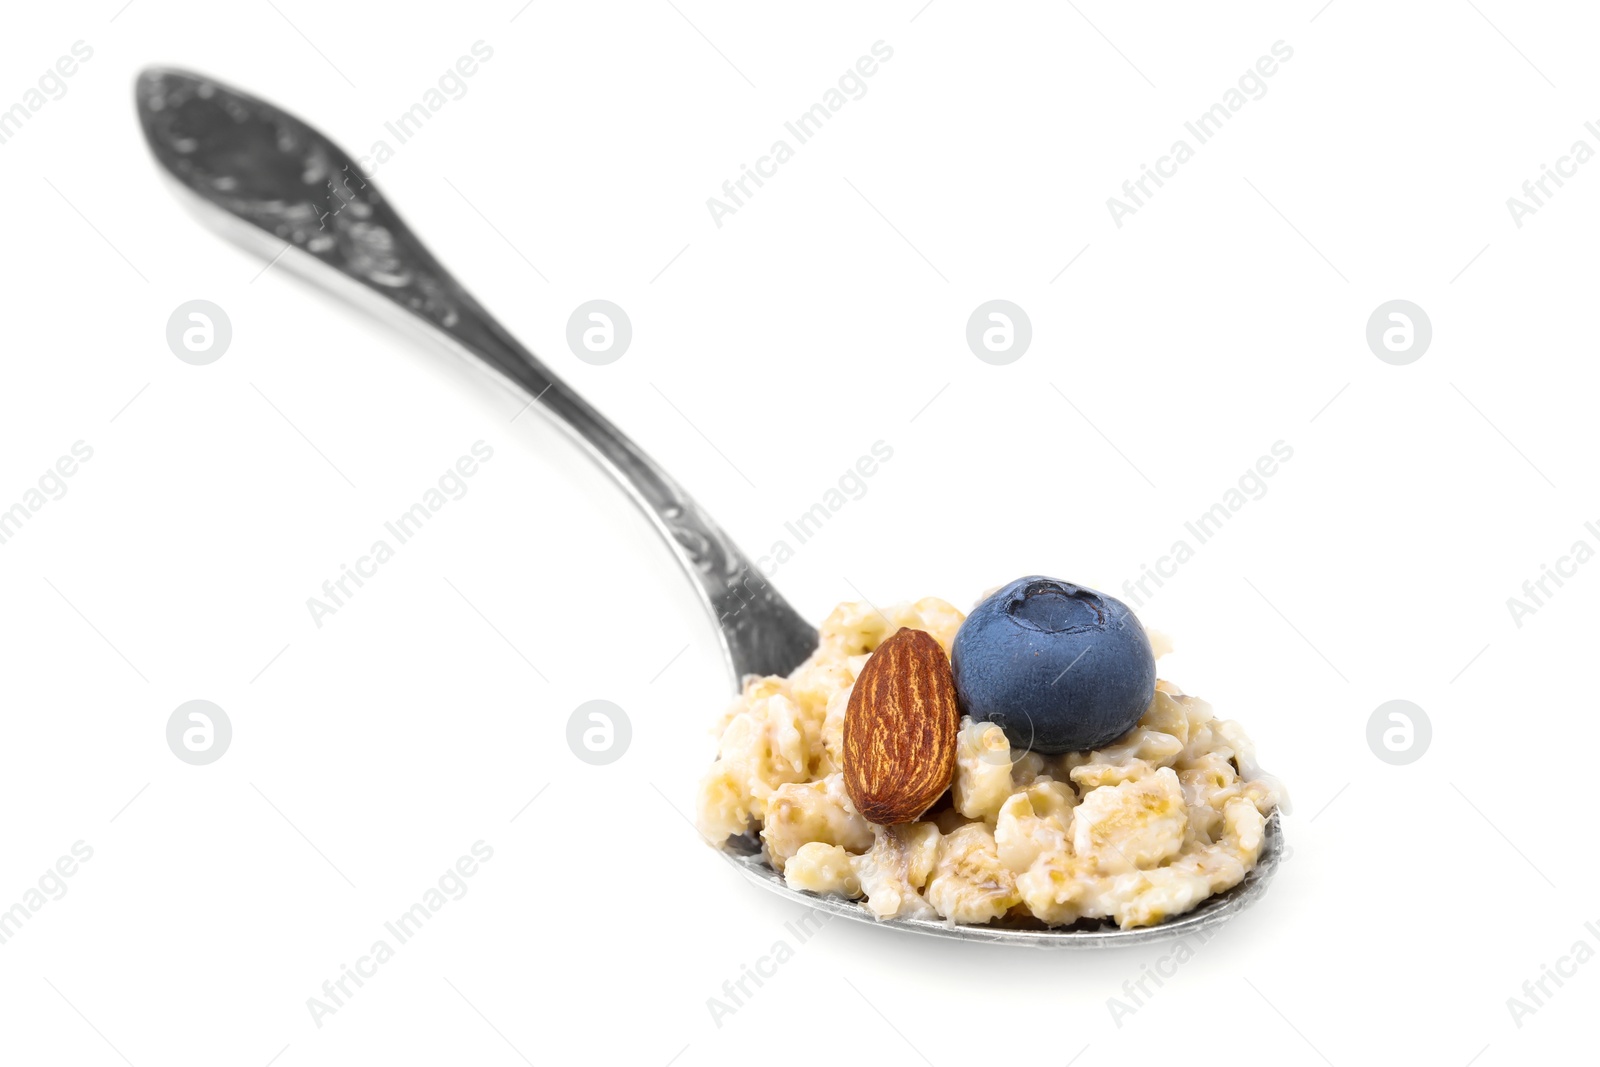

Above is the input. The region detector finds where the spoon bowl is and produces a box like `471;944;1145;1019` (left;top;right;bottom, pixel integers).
724;811;1283;948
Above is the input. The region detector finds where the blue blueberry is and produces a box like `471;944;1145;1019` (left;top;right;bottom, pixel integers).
950;577;1156;754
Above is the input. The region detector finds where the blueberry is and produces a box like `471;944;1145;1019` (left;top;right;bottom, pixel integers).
950;577;1156;754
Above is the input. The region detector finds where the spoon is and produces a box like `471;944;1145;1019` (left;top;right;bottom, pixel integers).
135;68;1281;947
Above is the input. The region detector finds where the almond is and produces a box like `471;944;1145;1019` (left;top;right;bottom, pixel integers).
843;627;960;825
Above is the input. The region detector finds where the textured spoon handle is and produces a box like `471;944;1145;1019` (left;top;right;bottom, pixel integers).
135;68;816;681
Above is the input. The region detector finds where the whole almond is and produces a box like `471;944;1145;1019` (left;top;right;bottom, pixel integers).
843;627;959;825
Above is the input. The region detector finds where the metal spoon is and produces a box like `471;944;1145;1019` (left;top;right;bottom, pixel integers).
135;68;1281;947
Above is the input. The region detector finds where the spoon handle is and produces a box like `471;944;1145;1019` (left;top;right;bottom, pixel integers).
136;68;816;681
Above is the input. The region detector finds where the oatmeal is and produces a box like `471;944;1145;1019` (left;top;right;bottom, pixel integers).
695;592;1284;930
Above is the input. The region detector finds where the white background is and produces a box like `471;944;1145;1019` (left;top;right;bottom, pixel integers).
0;1;1594;1064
